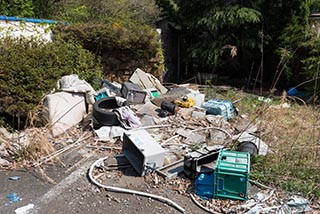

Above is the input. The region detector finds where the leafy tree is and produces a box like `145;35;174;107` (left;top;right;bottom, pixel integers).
156;0;261;69
32;0;62;19
268;1;317;89
156;0;318;89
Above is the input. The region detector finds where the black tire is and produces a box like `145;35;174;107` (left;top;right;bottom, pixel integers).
93;97;120;126
238;141;258;156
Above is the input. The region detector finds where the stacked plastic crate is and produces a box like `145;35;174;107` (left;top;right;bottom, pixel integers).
214;150;250;201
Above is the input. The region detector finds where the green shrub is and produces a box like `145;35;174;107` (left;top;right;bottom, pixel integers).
53;22;163;81
0;37;103;125
54;22;160;60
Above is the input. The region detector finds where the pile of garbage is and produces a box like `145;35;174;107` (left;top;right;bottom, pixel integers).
1;68;316;213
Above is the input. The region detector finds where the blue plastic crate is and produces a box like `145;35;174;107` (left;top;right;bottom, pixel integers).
201;99;235;120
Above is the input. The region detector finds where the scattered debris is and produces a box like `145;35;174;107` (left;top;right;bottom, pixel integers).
93;126;125;141
160;101;178;115
184;146;222;179
88;156;185;213
43;92;87;137
201;99;235;120
195;173;215;199
8;176;21;181
14;203;35;214
286;195;312;212
129;68;168;94
233;131;269;156
151;87;192;107
173;96;195;108
1;70;318;213
57;74;96;104
214;150;250;201
258;96;272;103
186;91;205;108
121;82;147;104
6;192;23;203
122;129;165;176
113;106;141;129
155;159;184;180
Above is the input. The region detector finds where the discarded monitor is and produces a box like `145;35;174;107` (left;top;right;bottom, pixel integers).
122;129;165;176
121;82;147;104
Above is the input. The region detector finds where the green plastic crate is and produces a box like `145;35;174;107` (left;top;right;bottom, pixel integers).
214;150;250;201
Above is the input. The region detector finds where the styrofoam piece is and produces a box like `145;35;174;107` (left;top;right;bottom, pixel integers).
15;203;34;214
122;129;165;176
44;92;86;137
129;68;168;94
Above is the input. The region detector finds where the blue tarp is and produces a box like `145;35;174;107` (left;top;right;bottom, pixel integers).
0;16;58;24
194;173;215;199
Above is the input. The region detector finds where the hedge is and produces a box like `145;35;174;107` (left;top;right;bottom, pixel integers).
0;37;103;124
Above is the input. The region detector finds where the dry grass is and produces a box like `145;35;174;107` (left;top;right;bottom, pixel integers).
16;128;56;163
254;103;320;199
205;86;320;199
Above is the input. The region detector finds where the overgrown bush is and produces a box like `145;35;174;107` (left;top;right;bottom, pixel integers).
0;37;103;127
54;0;159;26
54;23;160;61
54;23;163;80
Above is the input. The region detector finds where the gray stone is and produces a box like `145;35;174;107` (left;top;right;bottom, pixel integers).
0;158;10;166
140;115;156;127
191;110;206;119
0;127;11;138
176;128;192;138
0;146;10;159
209;130;226;144
185;133;206;144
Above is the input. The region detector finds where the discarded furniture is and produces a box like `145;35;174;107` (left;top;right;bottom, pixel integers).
214;150;250;201
122;129;165;176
